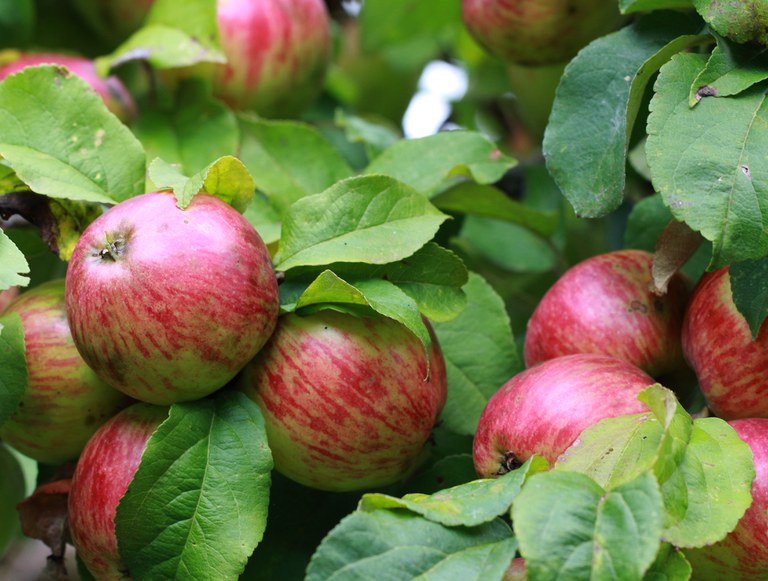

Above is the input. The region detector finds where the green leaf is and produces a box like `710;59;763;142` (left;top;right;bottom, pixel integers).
646;52;768;267
363;131;516;197
543;11;706;217
242;193;281;247
620;0;694;13
0;65;145;204
305;509;515;581
282;243;468;323
149;156;254;212
644;544;692;581
335;110;401;161
360;456;548;527
662;417;755;548
116;392;273;581
693;0;768;45
96;25;225;73
433;273;522;436
145;0;219;41
513;471;664;581
133;91;240;178
0;229;29;289
689;42;768;106
275;175;448;272
47;198;105;261
730;257;768;338
432;183;558;237
0;313;26;428
238;117;355;215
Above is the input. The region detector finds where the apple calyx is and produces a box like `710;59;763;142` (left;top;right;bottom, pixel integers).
496;451;523;476
96;232;126;262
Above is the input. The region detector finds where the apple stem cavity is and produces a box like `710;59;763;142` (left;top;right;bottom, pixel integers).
97;232;125;262
496;451;523;475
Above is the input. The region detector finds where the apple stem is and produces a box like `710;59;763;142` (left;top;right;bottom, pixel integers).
98;232;124;262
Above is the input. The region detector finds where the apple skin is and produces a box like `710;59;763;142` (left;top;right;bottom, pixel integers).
68;402;168;581
524;249;690;378
473;353;654;477
684;418;768;579
461;0;624;66
65;192;279;405
0;286;19;312
0;53;136;122
211;0;332;118
0;279;134;464
682;267;768;419
240;310;447;492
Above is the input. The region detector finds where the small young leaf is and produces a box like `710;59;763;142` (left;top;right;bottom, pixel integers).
0;229;29;288
0;312;27;427
433;273;521;435
644;543;692;581
115;392;273;581
360;456;548;527
513;471;664;581
363;131;516;197
149;156;254;212
620;0;693;13
543;11;706;217
662;417;755;548
0;66;145;204
647;52;768;267
729;257;768;338
238;117;354;214
275;175;448;272
305;508;514;581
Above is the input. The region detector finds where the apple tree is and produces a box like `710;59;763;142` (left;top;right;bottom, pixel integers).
0;0;767;579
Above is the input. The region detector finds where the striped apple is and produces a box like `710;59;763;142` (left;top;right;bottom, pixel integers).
240;310;447;492
524;249;689;378
0;53;136;122
68;403;168;581
685;418;768;579
65;192;279;405
211;0;332;117
461;0;623;66
682;267;768;419
473;353;654;477
0;279;133;464
0;286;19;312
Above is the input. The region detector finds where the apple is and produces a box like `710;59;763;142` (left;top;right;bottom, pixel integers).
65;192;280;405
693;0;768;46
0;279;134;465
684;418;768;579
70;0;156;44
682;266;768;419
0;53;136;122
210;0;333;118
461;0;624;66
0;286;19;312
524;249;690;378
67;402;168;580
239;310;447;492
473;353;654;477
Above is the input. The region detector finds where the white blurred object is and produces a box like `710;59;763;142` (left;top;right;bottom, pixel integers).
403;60;468;138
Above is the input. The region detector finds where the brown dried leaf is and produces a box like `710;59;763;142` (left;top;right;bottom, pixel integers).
652;220;703;294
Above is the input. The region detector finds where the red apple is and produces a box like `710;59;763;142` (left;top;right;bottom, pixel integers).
0;53;136;122
0;279;134;464
682;267;768;419
461;0;624;66
0;286;19;312
65;192;279;405
68;402;168;580
211;0;333;117
524;249;689;378
684;418;768;579
473;353;654;477
240;310;447;492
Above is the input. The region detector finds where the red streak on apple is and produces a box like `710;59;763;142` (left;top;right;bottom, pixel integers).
0;53;136;122
524;249;689;378
68;403;168;581
65;192;279;405
241;310;447;491
685;418;768;579
473;353;654;477
0;280;133;464
682;267;768;419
